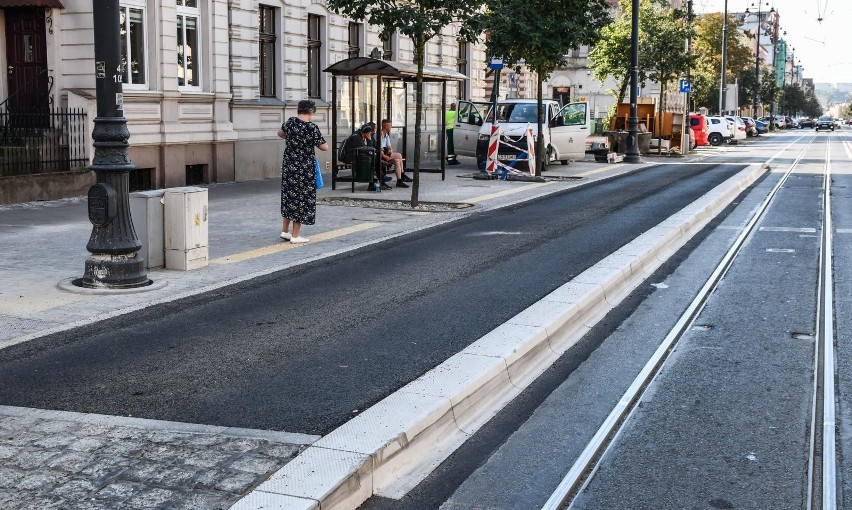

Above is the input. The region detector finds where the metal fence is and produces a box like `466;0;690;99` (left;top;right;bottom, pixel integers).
0;107;88;177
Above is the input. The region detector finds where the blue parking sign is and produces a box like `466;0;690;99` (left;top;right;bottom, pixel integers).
679;79;691;93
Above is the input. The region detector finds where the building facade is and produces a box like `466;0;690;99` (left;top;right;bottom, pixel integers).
0;1;487;204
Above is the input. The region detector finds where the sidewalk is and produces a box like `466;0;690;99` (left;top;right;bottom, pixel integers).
0;152;693;509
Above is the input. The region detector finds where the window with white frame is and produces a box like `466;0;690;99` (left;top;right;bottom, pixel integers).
307;14;323;98
348;22;361;58
457;40;468;100
177;0;201;88
119;1;147;87
381;32;394;60
259;5;276;97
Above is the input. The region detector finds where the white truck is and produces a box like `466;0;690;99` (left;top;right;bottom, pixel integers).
452;98;592;169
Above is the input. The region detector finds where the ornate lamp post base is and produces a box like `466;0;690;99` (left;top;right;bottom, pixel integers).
71;1;151;290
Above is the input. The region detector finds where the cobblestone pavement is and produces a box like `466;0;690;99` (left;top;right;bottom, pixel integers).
0;406;317;509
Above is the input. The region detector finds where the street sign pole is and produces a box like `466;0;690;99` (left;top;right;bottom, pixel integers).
80;0;149;289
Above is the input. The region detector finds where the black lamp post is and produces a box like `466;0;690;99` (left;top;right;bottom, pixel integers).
745;2;774;118
624;0;641;164
79;0;149;288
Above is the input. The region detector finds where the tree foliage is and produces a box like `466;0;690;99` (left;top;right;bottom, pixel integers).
690;12;753;112
777;84;821;117
482;0;610;172
587;0;690;120
642;5;693;150
327;0;484;207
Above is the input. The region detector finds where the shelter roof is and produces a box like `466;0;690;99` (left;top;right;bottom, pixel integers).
0;0;64;7
324;57;467;82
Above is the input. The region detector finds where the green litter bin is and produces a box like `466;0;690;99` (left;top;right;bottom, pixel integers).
353;147;376;183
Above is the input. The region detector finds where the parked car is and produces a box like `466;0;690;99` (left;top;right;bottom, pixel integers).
816;116;835;132
705;116;733;146
725;116;748;141
689;113;710;146
784;116;796;129
754;119;769;134
798;118;815;129
454;98;592;169
741;117;758;137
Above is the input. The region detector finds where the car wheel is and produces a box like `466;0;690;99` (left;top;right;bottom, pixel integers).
708;133;723;146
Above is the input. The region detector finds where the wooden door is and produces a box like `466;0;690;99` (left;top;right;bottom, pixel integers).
5;8;48;111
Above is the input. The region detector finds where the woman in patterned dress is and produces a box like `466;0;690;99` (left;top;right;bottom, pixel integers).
277;100;328;243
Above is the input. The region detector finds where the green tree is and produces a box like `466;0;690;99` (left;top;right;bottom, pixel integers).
643;6;693;152
779;84;805;116
483;0;611;173
690;12;753;112
327;0;484;207
802;93;822;118
588;0;664;115
760;69;780;115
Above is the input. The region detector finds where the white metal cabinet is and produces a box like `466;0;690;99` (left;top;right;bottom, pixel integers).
164;187;208;271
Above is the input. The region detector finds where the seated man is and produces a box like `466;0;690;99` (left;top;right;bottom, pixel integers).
344;124;392;191
379;119;412;188
342;124;371;164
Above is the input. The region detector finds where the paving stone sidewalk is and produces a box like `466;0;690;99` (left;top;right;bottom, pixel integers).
0;406;317;510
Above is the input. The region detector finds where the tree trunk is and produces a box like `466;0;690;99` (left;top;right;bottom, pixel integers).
411;35;425;208
610;75;629;129
536;73;544;175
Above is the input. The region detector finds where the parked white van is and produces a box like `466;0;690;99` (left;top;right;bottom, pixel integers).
453;99;592;169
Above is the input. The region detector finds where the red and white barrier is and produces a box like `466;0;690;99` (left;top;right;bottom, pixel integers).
486;123;500;174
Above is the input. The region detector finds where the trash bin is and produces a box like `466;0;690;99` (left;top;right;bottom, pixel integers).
353;146;376;183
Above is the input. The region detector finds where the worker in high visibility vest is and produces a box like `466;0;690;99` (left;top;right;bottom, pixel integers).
445;103;460;165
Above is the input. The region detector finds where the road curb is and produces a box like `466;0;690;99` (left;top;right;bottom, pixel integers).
230;163;768;510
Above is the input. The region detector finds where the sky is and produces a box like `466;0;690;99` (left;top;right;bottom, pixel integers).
692;0;852;84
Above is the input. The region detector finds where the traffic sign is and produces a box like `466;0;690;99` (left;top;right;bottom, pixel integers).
679;79;691;93
490;56;504;70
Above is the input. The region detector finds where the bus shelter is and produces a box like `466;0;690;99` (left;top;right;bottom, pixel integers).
323;57;467;191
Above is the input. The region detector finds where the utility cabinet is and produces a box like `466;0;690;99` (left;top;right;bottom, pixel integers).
129;190;166;269
164;187;209;271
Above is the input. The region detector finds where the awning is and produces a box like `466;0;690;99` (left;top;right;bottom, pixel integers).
0;0;64;7
324;57;467;83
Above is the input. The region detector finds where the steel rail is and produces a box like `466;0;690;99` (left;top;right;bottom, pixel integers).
812;134;837;510
542;134;815;510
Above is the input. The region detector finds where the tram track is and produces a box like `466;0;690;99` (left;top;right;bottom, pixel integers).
811;133;837;510
541;133;836;510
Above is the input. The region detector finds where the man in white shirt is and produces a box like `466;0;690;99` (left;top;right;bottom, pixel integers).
379;119;412;188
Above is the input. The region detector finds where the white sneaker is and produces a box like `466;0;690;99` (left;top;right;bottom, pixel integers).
290;236;310;244
280;232;292;241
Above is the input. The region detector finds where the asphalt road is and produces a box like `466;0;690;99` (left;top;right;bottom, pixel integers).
0;162;744;436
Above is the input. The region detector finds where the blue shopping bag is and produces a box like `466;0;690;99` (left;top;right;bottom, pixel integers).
315;158;323;189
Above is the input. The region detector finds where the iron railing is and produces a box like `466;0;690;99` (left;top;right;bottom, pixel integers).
0;107;88;177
